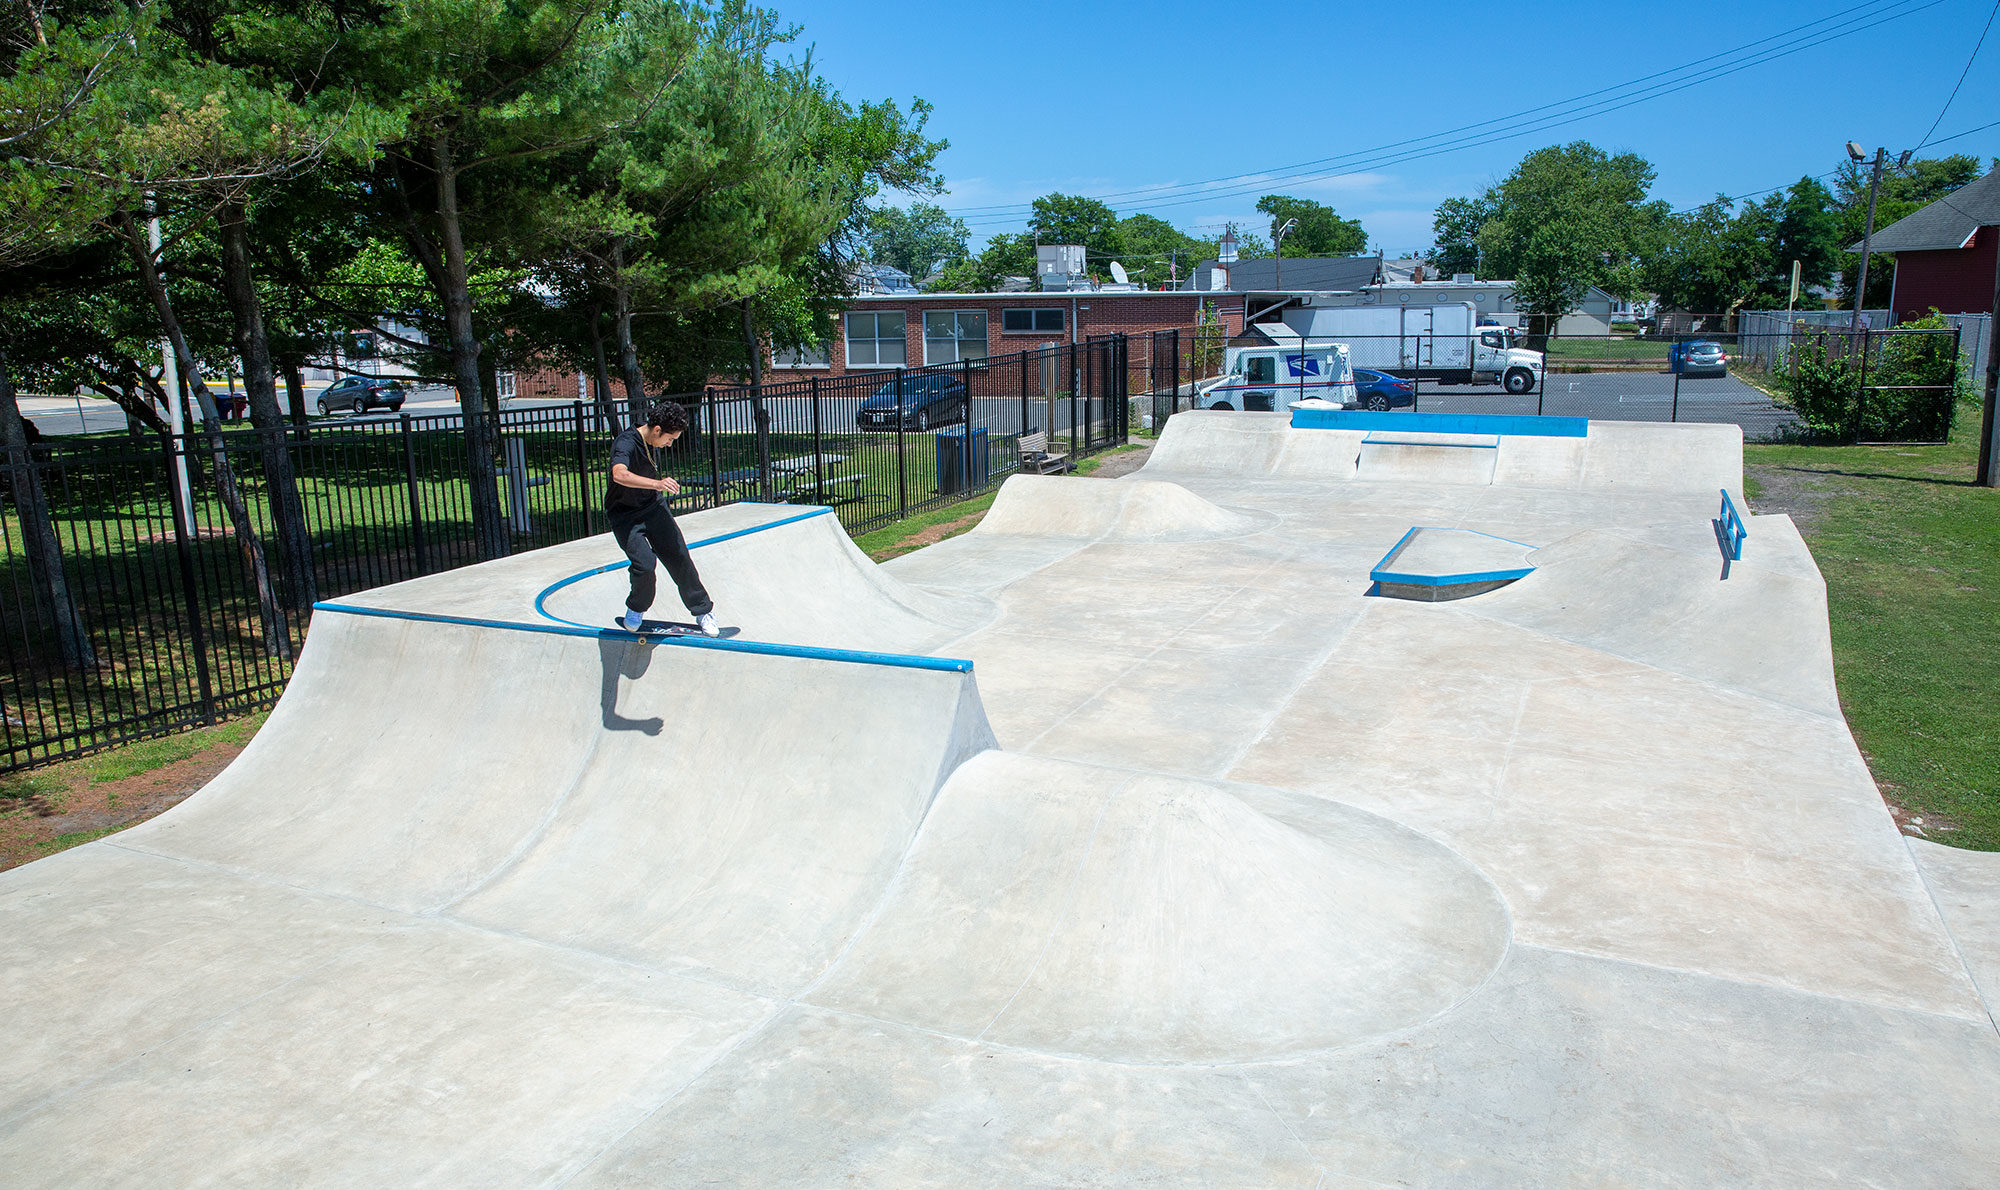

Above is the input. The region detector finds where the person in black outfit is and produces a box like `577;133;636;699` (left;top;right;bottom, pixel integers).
606;401;719;635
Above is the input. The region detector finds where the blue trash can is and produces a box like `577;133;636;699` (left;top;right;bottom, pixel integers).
935;427;989;495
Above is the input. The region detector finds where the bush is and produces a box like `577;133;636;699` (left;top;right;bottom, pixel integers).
1780;330;1860;438
1862;313;1959;442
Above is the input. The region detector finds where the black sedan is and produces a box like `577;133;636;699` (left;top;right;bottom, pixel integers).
318;375;408;415
856;372;969;431
1353;368;1416;410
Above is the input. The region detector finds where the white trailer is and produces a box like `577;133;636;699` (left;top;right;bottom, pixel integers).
1275;302;1543;394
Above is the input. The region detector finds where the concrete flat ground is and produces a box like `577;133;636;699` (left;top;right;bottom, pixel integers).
3;411;1997;1186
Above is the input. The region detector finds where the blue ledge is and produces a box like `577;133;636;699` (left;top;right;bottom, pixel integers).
1291;408;1589;438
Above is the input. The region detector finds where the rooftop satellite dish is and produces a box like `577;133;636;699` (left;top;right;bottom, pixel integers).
1109;261;1129;285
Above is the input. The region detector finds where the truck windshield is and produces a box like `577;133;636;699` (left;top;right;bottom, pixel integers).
1245;356;1276;385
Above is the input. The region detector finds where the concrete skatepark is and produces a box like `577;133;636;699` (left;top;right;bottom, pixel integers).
3;409;1998;1185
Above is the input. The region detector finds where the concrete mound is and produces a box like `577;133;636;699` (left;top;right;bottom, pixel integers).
810;752;1510;1063
975;473;1267;542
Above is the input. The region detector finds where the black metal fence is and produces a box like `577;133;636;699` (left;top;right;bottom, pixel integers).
1138;325;1963;445
0;336;1130;771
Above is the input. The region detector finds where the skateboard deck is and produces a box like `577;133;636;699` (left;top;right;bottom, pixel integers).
612;617;742;640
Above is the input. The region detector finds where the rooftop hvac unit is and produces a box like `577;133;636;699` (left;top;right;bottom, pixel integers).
1452;273;1476;283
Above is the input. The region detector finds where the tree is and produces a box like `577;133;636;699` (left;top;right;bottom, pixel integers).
1640;197;1763;317
927;231;1032;293
1255;195;1366;257
1029;193;1120;254
859;202;966;278
1476;141;1666;329
1429;194;1493;278
1834;152;1986;309
1113;213;1210;287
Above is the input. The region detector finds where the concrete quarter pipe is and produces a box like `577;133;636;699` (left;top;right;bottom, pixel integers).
3;412;1998;1186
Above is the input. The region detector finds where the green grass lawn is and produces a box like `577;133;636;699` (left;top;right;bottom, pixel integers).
1743;395;2000;849
1545;338;1672;363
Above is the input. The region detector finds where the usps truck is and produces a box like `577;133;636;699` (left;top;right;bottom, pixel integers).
1276;302;1543;394
1195;338;1356;411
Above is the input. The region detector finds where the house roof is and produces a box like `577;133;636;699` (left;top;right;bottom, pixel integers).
1189;255;1384;292
1850;166;2000;253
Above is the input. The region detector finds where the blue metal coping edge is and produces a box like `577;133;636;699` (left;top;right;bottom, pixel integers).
1369;526;1541;587
312;504;975;674
532;505;833;628
1291;408;1590;438
312;603;975;674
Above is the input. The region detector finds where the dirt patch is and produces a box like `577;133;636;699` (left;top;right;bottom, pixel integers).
1082;444;1153;480
1742;461;1840;536
870;510;987;562
0;741;245;872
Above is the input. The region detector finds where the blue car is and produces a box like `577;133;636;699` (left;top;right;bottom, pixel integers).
1353;368;1415;410
856;372;969;431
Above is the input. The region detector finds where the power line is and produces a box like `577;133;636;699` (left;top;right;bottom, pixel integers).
949;0;1942;228
1916;0;1999;149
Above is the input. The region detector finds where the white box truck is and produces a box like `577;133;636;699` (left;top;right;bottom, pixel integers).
1194;339;1355;411
1275;302;1543;394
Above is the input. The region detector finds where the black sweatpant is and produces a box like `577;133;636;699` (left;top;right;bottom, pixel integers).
610;502;712;618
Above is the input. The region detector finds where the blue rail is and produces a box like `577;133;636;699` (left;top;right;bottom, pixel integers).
1290;408;1590;438
1716;488;1748;578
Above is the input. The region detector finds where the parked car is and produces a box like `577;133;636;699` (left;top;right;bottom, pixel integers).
318;375;407;415
1668;340;1729;377
856;372;968;431
1352;368;1416;410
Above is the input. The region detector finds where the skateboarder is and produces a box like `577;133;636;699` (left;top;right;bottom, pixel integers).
606;401;720;636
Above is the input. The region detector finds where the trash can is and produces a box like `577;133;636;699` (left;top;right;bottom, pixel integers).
935;427;989;496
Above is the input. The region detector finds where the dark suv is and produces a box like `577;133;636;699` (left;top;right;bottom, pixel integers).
856;372;968;431
318;375;407;415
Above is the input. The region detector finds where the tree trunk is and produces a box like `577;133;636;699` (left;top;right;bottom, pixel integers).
116;207;292;663
587;303;618;432
611;243;648;425
0;346;95;669
218;203;316;609
742;298;772;499
281;358;306;426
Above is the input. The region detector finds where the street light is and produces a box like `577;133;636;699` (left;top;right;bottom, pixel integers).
1273;217;1299;290
1218;224;1238;292
1848;142;1913;331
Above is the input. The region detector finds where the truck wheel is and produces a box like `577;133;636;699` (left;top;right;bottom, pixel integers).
1208;402;1234;412
1504;368;1534;395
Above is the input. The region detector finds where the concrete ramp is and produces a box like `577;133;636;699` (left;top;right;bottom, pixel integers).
1145;410;1743;497
974;473;1267;541
117;610;995;993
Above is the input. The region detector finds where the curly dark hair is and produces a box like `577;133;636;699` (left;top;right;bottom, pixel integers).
643;401;689;434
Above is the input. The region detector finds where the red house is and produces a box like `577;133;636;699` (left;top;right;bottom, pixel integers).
1861;166;2000;323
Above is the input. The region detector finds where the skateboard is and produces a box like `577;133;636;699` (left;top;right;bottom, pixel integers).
611;617;742;640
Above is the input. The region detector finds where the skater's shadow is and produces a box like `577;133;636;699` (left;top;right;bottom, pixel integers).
598;639;664;735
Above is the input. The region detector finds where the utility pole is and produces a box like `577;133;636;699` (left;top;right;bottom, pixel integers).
1847;143;1910;331
1274;217;1298;291
1978;223;2000;486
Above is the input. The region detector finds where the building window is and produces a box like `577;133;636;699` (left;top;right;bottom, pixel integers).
923;310;988;364
773;340;830;369
496;371;517;400
844;312;906;367
1001;307;1065;333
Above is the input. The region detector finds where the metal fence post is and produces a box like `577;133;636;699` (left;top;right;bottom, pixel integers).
960;359;972;491
704;386;722;504
895;370;907;520
1854;327;1872;442
163;430;215;723
810;375;824;499
1069;341;1079;454
1019;349;1030;441
572;401;593;537
1671;344;1682;423
399;412;429;573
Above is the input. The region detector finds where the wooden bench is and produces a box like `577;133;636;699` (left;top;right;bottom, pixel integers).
1019;431;1072;475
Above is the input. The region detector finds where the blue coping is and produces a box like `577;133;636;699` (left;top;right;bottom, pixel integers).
1291;408;1590;438
312;503;975;674
311;603;975;674
1369;526;1539;587
532;505;834;629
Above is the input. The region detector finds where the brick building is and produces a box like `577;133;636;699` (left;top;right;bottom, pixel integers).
1857;166;2000;323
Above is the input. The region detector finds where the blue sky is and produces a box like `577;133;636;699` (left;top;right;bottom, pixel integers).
771;0;2000;257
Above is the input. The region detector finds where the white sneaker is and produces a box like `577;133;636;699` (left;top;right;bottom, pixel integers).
696;613;721;637
621;608;643;632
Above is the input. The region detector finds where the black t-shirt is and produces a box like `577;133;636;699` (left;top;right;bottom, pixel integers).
605;428;661;514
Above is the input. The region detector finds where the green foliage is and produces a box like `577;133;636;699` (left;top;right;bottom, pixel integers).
1029;192;1120;253
1834;153;1987;309
859;202;968;278
1254;195;1366;256
1779;329;1861;437
1429;194;1492;277
1476;141;1666;324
